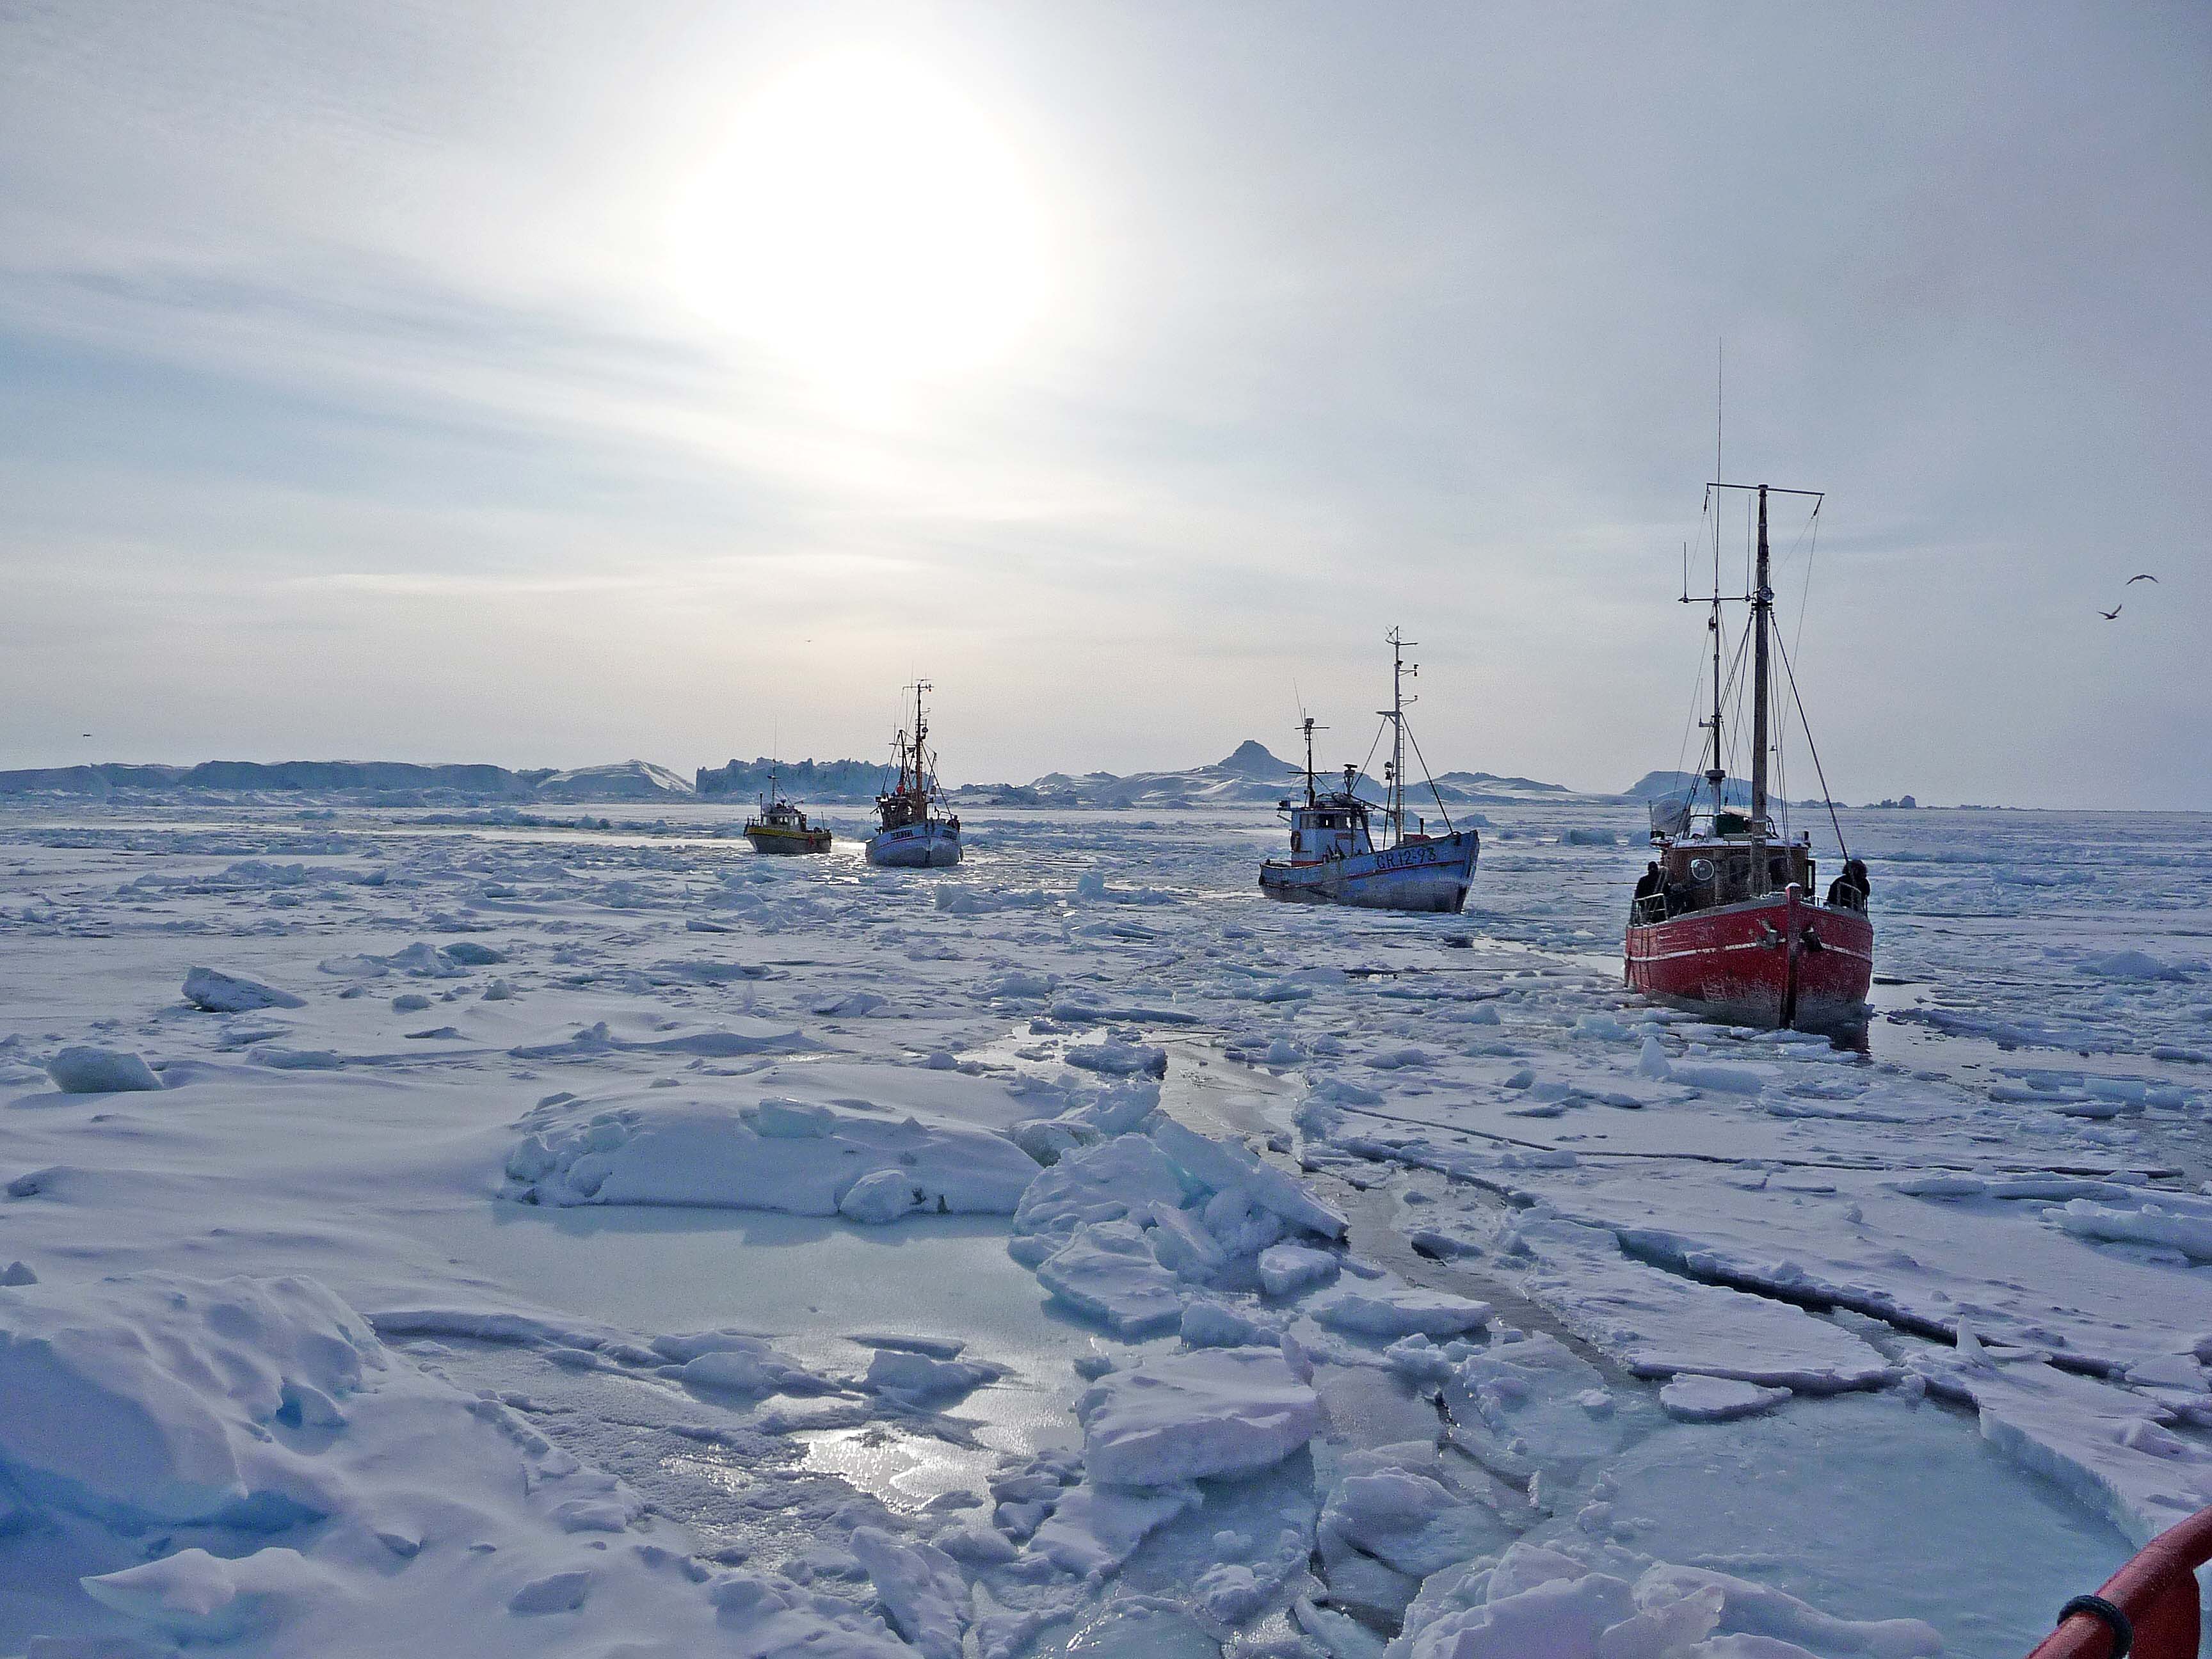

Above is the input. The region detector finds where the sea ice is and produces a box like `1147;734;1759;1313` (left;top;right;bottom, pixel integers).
1496;1213;1892;1391
1310;1280;1493;1340
1659;1375;1793;1422
849;1525;967;1658
504;1086;1041;1217
0;1270;376;1525
1077;1347;1322;1486
1258;1242;1342;1297
1035;1219;1188;1336
183;965;307;1012
1028;1481;1202;1575
44;1046;163;1093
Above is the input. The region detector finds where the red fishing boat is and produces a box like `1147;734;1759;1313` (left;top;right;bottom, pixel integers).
1624;481;1873;1030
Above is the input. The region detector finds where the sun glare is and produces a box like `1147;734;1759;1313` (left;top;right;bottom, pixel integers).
669;52;1050;400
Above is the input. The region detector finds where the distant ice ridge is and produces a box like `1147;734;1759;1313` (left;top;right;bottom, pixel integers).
0;742;1591;806
0;757;695;804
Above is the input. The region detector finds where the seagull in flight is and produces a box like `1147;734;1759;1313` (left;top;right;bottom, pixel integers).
2098;604;2122;620
2126;573;2158;584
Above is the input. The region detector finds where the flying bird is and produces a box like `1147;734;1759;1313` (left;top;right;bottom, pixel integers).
2126;573;2158;584
2098;605;2122;620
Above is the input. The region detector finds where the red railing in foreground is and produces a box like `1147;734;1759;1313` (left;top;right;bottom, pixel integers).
2029;1507;2212;1659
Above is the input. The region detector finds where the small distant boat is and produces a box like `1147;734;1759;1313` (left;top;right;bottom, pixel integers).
865;680;962;869
1258;629;1479;913
743;764;832;855
1624;480;1873;1029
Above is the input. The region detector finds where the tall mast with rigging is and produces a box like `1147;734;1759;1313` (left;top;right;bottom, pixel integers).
1749;485;1772;890
1700;530;1726;813
1382;628;1417;845
1750;485;1773;811
912;680;931;799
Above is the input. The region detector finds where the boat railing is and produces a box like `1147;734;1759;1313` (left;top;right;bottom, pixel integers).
1630;893;1669;926
2026;1503;2211;1659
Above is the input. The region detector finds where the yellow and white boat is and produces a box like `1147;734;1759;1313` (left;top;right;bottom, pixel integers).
743;767;832;855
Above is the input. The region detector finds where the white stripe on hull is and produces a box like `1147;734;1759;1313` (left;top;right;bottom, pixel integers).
865;824;963;868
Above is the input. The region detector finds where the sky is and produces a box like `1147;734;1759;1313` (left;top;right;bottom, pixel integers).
1;2;2207;807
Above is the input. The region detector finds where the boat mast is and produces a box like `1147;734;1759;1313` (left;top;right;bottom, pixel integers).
1749;485;1772;890
913;680;929;798
1300;716;1320;808
1704;348;1726;819
1384;628;1416;846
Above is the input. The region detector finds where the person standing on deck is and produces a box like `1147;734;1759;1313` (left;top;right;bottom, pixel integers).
1827;858;1869;911
1633;861;1663;914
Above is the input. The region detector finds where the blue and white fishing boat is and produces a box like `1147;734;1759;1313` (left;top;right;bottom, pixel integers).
865;680;963;869
1258;630;1479;913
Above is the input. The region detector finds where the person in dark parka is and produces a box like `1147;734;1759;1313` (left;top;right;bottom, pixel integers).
1633;861;1663;916
1826;858;1870;911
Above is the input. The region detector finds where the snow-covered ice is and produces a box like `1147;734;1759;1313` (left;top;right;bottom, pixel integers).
0;795;2202;1656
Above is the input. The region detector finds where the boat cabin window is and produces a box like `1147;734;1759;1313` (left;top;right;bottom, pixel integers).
1656;842;1815;912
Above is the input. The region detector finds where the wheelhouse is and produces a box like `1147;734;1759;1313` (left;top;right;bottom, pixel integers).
1283;797;1375;863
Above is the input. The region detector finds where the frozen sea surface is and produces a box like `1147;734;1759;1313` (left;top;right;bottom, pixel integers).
0;798;2205;1659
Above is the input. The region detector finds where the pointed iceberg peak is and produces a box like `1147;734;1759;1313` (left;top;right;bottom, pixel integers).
1215;740;1291;779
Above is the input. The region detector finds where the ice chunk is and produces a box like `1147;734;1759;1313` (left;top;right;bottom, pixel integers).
1078;1348;1322;1486
508;1088;1039;1217
1405;1567;1639;1659
1029;1482;1201;1576
1319;1455;1503;1581
1259;1242;1341;1297
182;966;305;1012
753;1098;837;1138
2083;950;2184;981
1180;1297;1283;1349
1036;1220;1188;1337
1151;1118;1347;1240
1311;1281;1492;1340
81;1546;332;1641
45;1047;163;1094
864;1347;997;1402
1066;1039;1168;1077
1658;1375;1792;1422
507;1569;594;1614
1666;1062;1765;1096
1633;1564;1942;1657
839;1169;926;1224
849;1526;966;1658
669;1334;822;1398
2050;1198;2212;1262
1012;1134;1187;1251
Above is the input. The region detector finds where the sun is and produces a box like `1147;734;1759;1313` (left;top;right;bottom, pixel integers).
668;52;1050;399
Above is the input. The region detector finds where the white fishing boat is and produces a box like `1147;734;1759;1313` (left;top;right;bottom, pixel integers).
1258;629;1479;913
865;680;963;869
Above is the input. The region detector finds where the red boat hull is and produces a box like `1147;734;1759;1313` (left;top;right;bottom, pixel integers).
1625;886;1872;1030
